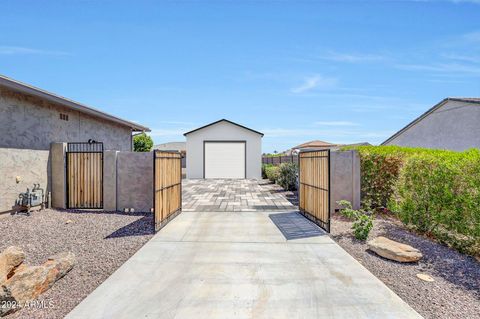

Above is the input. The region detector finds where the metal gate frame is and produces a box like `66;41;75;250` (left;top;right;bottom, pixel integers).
153;150;182;232
66;142;104;209
298;149;331;232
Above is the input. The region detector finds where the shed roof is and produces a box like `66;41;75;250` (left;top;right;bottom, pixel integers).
381;97;480;145
183;119;264;137
0;74;150;132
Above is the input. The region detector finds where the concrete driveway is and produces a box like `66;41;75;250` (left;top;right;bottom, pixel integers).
67;211;421;319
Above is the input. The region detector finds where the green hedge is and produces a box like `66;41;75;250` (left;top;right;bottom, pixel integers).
390;150;480;255
277;162;298;191
342;145;457;208
263;164;280;182
343;145;480;255
262;164;271;179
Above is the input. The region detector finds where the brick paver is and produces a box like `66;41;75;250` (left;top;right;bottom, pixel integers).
182;179;297;212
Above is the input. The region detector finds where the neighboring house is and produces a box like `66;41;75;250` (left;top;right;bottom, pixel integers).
154;141;187;169
184;119;263;179
154;141;186;152
282;141;371;156
0;75;149;151
0;74;150;213
285;140;339;155
342;142;371;149
382;97;480;151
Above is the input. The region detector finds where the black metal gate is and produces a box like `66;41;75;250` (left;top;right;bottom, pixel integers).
66;142;104;209
298;149;331;232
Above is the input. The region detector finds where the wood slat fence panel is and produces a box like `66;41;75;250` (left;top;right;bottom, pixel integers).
298;149;330;232
154;151;182;232
262;155;299;166
66;142;103;209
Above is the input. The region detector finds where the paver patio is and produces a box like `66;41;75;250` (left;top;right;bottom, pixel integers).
66;211;421;319
182;179;297;212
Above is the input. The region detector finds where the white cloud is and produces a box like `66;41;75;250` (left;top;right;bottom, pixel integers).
290;75;337;94
413;0;480;3
150;128;190;137
314;121;359;126
0;46;69;56
158;120;197;125
450;0;480;4
261;127;393;142
441;53;480;64
395;62;480;75
462;30;480;42
317;51;386;63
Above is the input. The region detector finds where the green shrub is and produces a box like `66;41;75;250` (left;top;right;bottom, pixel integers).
342;145;459;209
337;200;374;241
340;145;480;255
262;164;273;179
133;133;153;152
264;165;280;183
360;151;403;208
389;150;480;255
276;162;298;191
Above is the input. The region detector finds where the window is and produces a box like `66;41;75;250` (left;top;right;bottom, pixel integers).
59;113;69;121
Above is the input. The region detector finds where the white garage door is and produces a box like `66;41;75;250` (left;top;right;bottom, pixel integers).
204;141;246;179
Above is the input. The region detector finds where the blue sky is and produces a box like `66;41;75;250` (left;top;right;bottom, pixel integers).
1;0;480;152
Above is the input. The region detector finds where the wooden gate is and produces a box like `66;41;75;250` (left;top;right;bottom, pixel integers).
66;142;103;209
153;151;182;232
298;149;331;232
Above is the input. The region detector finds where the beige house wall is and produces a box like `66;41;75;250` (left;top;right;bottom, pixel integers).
0;148;50;213
0;87;132;151
384;100;480;151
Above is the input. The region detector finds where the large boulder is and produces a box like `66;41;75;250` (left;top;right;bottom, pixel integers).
367;236;422;262
0;252;75;316
0;247;25;283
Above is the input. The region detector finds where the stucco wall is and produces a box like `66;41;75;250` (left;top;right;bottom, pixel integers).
103;150;118;211
186;121;262;179
0;88;132;151
331;150;361;210
0;147;50;213
116;152;153;212
385;100;480;151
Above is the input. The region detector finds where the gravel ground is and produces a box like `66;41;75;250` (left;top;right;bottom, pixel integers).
2;204;479;319
0;209;154;319
331;212;480;319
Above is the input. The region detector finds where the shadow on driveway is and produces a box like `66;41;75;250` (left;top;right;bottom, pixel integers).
269;212;326;240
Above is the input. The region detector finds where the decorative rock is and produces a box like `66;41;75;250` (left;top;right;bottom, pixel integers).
65;220;73;224
0;246;25;283
43;252;76;280
367;236;422;263
0;252;75;316
416;273;434;282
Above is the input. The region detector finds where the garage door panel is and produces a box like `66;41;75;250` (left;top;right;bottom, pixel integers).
204;142;245;179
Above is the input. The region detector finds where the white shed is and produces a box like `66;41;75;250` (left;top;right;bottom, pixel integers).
184;119;263;179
